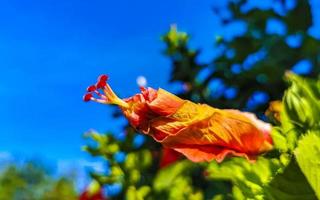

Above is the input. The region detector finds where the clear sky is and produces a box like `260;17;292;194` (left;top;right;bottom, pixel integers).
0;0;222;162
0;0;319;169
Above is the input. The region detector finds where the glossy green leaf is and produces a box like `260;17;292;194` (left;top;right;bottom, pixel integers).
207;157;281;198
270;128;288;152
265;160;317;200
295;131;320;199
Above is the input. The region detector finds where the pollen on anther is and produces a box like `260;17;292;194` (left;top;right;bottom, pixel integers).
83;93;93;102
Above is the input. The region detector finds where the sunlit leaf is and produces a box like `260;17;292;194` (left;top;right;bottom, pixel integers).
264;160;317;200
295;131;320;199
153;160;194;192
207;157;281;198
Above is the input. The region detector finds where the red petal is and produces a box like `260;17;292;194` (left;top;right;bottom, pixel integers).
153;130;168;141
159;148;182;168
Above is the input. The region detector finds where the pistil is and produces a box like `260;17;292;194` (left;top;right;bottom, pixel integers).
83;74;129;108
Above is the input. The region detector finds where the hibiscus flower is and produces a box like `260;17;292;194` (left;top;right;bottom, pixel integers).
83;75;272;162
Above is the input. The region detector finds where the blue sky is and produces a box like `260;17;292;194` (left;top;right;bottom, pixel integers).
0;0;319;171
0;0;221;162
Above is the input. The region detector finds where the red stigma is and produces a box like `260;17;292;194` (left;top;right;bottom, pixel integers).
83;93;93;102
98;74;109;82
95;81;106;89
87;85;97;92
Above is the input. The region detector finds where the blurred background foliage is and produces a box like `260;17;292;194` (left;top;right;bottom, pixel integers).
84;0;320;199
0;161;77;200
163;0;319;114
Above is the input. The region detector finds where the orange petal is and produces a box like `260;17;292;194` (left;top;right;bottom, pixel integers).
147;88;185;116
148;100;272;162
172;145;254;163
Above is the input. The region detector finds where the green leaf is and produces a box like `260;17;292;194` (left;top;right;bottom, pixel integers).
162;24;189;48
153;160;194;192
284;73;320;130
126;186;145;200
270;128;288;152
231;186;245;200
265;159;317;200
124;150;152;170
125;185;151;200
207;157;281;198
87;180;101;196
277;104;299;151
137;186;151;199
295;131;320;199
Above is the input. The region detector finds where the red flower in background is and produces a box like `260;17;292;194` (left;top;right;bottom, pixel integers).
84;75;273;163
159;147;182;168
79;190;104;200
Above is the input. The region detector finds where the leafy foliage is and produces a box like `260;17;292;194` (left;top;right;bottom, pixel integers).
0;161;77;200
283;73;320;130
164;0;319;114
84;130;213;200
207;157;281;199
83;129;155;199
264;160;317;200
153;160;204;200
295;131;320;199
